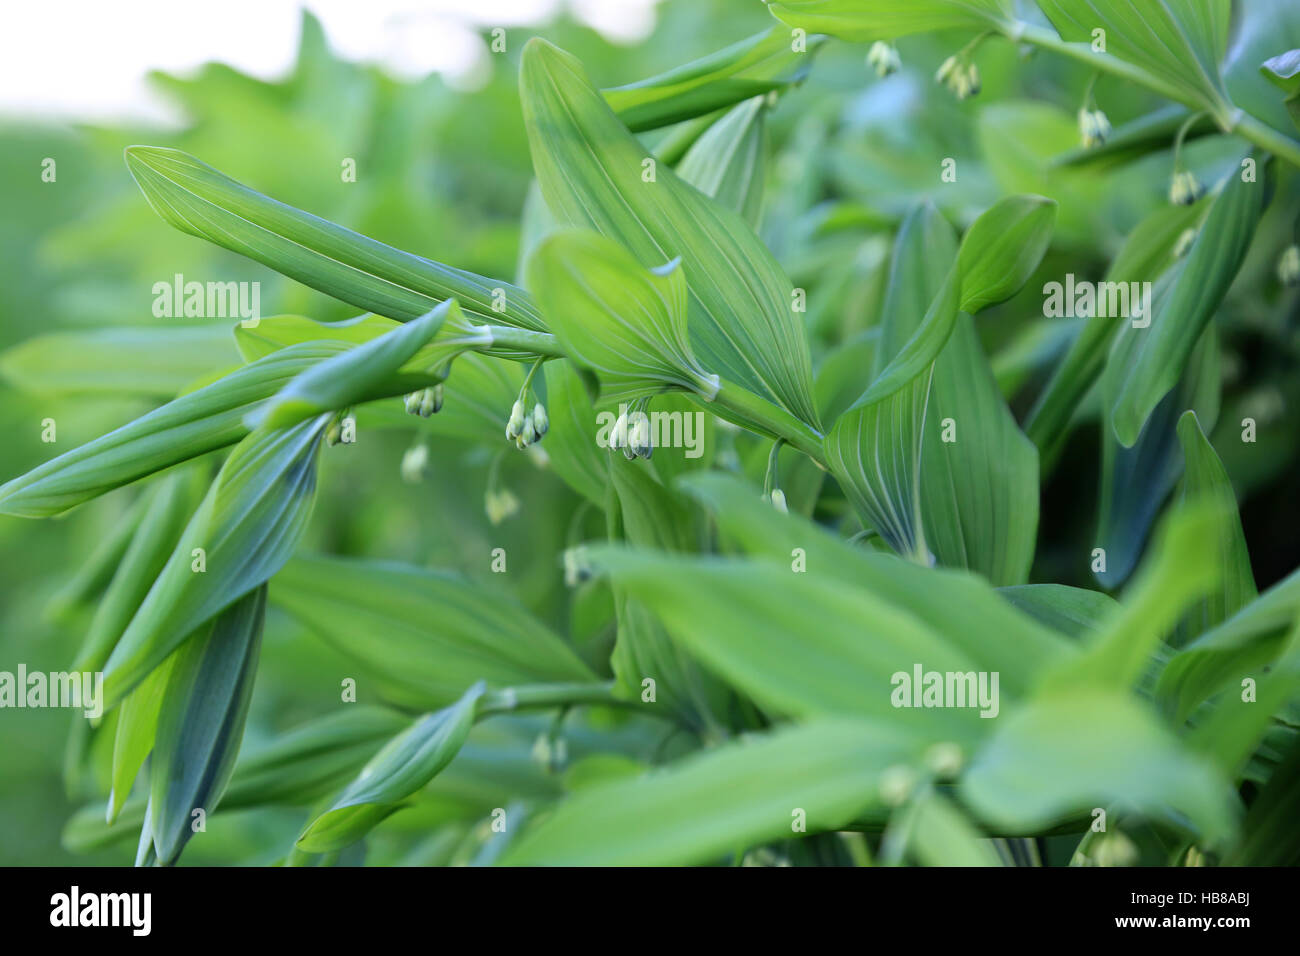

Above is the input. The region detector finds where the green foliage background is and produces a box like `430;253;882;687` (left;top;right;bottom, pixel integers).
1;0;1298;866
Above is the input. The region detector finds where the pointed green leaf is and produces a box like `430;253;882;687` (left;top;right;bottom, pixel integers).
102;417;327;707
767;0;1014;42
520;39;820;428
150;585;266;864
678;471;1076;695
0;326;238;399
125;145;545;332
73;468;205;673
526;229;717;401
108;652;176;824
1156;568;1300;722
602;27;821;132
1105;162;1269;447
1176;409;1256;636
962;690;1238;844
502;718;928;866
296;682;485;853
1034;0;1233;121
956;195;1057;314
271;554;595;708
676;96;768;228
249;300;464;429
0;342;343;518
588;545;994;741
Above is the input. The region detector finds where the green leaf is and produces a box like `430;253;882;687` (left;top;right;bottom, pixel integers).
270;554;595;708
679;471;1075;695
1175;410;1256;635
890;790;1004;866
824;204;961;559
602;27;821;132
150;585;266;864
676;96;768;228
1094;323;1219;588
102;417;327;707
1043;502;1221;691
961;690;1238;844
73;468;205;672
1156;568;1300;722
234;313;403;362
502;718;927;866
108;652;176;823
0;326;239;398
1034;0;1234;121
606;457;727;733
249;300;463;429
588;545;995;741
998;584;1117;638
1025;200;1202;459
538;360;607;504
1187;621;1300;777
520;39;820;429
124;145;545;332
920;313;1039;585
0;342;343;518
956;195;1057;314
296;682;485;853
767;0;1014;42
525;229;717;401
1104;162;1269;447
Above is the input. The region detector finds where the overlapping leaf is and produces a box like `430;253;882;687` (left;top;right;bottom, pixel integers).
296;682;485;853
149;586;266;864
125;145;545;331
767;0;1014;42
102;416;327;707
271;554;595;707
603;27;821;132
520;39;820;428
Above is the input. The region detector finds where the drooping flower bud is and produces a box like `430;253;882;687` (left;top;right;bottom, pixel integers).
1169;169;1203;206
628;414;653;459
1278;244;1300;287
532;402;549;438
505;399;526;440
1078;108;1111;148
418;384;443;416
485;487;520;525
769;488;788;514
404;390;423;415
867;41;901;77
400;443;429;483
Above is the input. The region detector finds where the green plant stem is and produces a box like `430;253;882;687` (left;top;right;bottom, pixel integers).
709;381;827;465
483;325;567;357
478;680;622;716
1008;22;1300;168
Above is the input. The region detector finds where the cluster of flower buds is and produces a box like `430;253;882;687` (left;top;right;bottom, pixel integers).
505;398;549;449
1168;169;1204;206
404;385;443;417
1077;108;1111;149
936;56;980;99
867;41;901;77
609;408;654;459
484;487;520;525
1278;244;1300;287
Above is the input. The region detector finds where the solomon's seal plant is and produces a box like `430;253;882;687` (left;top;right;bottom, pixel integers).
5;0;1300;869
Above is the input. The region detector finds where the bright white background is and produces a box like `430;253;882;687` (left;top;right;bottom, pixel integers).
0;0;662;122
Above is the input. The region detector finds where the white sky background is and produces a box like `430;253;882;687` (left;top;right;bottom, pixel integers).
0;0;662;123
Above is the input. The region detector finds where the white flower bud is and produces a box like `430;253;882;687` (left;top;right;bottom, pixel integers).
769;488;788;514
1278;244;1300;287
532;402;548;437
400;443;429;483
